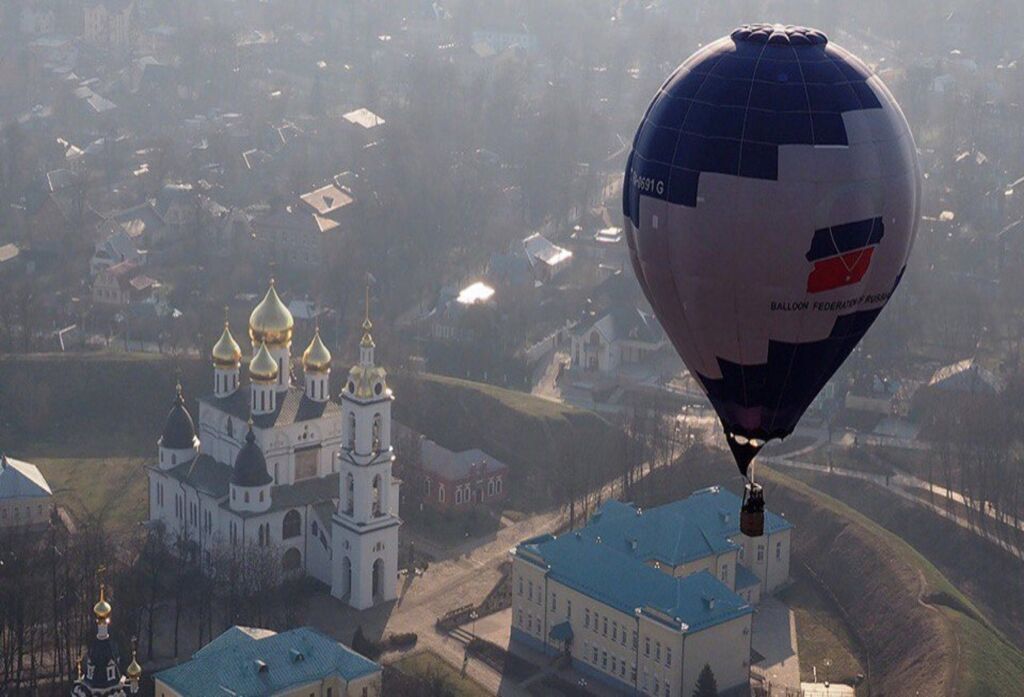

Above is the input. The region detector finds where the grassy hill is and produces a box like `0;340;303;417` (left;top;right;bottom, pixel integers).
0;353;620;525
635;448;1024;697
390;371;622;509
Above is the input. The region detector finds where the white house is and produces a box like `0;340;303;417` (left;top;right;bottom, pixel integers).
0;454;54;530
510;487;792;696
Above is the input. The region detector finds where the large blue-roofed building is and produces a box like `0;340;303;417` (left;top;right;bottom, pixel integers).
153;626;381;697
510;486;793;696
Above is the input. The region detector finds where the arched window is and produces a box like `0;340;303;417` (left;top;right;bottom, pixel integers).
496;477;502;494
455;488;463;505
372;413;382;451
282;547;301;571
347;412;356;450
282;509;301;539
372;475;382;516
438;484;445;503
345;473;354;515
244;491;250;504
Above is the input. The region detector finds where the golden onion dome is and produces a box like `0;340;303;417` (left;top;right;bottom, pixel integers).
249;341;280;382
249;280;294;347
302;330;332;372
93;584;112;621
126;652;142;680
212;322;242;367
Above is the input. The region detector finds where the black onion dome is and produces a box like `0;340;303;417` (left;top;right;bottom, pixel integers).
232;426;272;487
160;384;196;449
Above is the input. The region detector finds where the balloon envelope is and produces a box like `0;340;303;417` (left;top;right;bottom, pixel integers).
623;24;920;474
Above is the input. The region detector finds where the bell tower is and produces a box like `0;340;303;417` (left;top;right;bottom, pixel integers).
331;292;401;610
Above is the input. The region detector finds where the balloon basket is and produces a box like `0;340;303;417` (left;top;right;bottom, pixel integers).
741;482;765;537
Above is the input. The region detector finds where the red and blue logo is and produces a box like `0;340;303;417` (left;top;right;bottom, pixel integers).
805;217;884;293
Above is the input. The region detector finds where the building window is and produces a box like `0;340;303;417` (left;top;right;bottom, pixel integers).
518;577;523;596
567;600;572;619
347;412;356;449
584;608;590;628
372;475;382;516
721;563;728;581
602;616;608;636
496;477;502;493
528;581;533;602
757;545;765;562
517;610;523;627
282;510;301;539
592;647;598;663
372;413;382;451
612;622;617;642
776;541;783;560
666;647;672;667
244;491;250;504
645;637;650;656
438;484;445;503
551;593;557;612
602;651;607;669
655;641;661;661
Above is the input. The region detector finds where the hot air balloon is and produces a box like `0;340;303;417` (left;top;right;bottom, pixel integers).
623;24;920;536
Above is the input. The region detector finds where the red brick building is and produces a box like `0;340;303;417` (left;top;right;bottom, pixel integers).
417;438;508;510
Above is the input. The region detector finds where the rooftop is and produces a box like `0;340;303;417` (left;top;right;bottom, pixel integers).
200;386;341;429
515;487;792;630
517;532;751;632
155;626;379;695
0;455;53;500
420;439;507;481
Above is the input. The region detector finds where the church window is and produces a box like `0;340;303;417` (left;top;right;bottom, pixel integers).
107;663;116;681
244;491;250;504
227;418;233;438
345;474;354;515
487;479;495;496
438;484;445;503
496;477;502;494
455;488;463;505
232;489;236;501
171;453;176;465
283;510;302;539
259;490;264;503
425;478;431;496
347;412;356;449
311;520;319;536
372;413;382;451
776;541;783;559
372;475;382;516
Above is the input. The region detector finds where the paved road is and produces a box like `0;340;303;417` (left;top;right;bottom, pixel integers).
762;454;1024;562
751;598;801;692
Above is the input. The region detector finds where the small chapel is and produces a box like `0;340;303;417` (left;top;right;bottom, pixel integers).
146;280;400;609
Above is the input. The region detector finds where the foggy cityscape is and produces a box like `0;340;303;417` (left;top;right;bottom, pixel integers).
1;1;1023;696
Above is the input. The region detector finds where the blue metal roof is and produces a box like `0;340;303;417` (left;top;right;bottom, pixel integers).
519;530;751;632
155;627;380;696
577;487;791;567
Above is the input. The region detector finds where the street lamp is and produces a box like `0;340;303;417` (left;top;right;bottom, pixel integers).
469;610;478;637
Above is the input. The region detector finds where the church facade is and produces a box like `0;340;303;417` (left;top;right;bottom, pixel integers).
146;281;400;609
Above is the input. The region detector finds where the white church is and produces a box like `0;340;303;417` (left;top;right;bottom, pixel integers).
146;281;400;609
